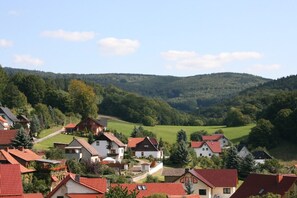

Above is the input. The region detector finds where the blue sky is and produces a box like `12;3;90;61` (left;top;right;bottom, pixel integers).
1;1;297;79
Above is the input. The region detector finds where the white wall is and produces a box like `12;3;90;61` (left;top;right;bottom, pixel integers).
49;180;97;198
91;140;124;162
194;144;218;158
135;151;162;158
212;187;236;198
219;137;229;148
69;140;99;162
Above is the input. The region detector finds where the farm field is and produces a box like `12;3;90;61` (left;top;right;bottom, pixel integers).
108;120;254;144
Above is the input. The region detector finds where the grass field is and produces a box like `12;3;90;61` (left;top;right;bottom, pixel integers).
38;126;63;138
33;134;84;151
108;120;254;144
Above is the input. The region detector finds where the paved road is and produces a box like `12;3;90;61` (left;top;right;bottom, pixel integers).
33;128;64;143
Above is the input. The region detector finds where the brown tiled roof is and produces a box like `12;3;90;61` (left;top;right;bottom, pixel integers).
8;148;41;162
74;138;98;156
0;164;24;197
102;132;125;147
162;168;185;176
202;134;224;141
231;173;297;198
128;138;144;148
0;130;17;145
195;169;237;187
0;150;35;173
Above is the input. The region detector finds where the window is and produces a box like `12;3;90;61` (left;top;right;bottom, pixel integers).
202;148;205;151
57;196;64;198
199;189;206;195
206;148;209;151
200;153;202;156
223;188;231;194
144;145;149;148
96;141;99;146
209;153;211;156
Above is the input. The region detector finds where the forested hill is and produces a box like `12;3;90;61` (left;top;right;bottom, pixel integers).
201;74;297;121
3;67;270;112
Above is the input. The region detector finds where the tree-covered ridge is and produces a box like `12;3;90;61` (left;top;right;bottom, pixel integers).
3;67;270;112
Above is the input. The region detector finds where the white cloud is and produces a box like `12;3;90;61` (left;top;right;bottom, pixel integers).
98;37;140;56
41;29;95;41
0;39;13;47
246;64;281;73
14;55;44;66
161;50;262;70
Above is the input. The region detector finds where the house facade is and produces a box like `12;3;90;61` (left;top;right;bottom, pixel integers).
75;117;107;135
47;173;107;198
202;134;230;148
128;137;163;159
0;116;10;130
65;138;99;162
173;169;238;198
191;141;221;158
0;107;19;127
91;132;125;162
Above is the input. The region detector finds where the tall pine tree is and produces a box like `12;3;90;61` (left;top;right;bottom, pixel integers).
11;127;33;149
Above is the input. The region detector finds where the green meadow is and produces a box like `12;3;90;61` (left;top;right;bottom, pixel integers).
33;119;254;151
108;120;254;144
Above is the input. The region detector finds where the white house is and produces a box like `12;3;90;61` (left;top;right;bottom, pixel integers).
91;132;126;163
174;169;238;198
65;138;99;163
128;137;163;159
191;141;222;158
47;173;107;198
202;134;230;148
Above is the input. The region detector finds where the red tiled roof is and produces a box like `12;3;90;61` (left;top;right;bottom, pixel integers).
195;169;237;187
73;138;98;156
65;123;76;129
67;194;104;198
168;195;200;198
103;132;125;147
0;164;23;197
47;173;106;198
231;173;297;198
24;193;43;198
8;148;41;162
128;138;144;148
0;150;35;173
191;141;222;153
202;134;224;141
0;130;17;145
112;183;186;198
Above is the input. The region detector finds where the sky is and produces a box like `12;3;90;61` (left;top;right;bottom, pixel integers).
1;1;297;79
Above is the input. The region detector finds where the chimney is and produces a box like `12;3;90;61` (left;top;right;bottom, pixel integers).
276;174;283;183
18;146;24;151
75;174;80;182
185;168;189;173
4;147;8;151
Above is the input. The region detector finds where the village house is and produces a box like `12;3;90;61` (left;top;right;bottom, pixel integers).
201;134;230;148
0;116;10;130
65;137;99;162
91;132;126;163
113;183;198;198
63;123;76;134
191;141;222;158
163;168;238;198
128;137;163;159
0;107;19;127
231;173;297;198
75;117;107;135
0;129;17;148
7;147;41;168
0;164;43;198
237;146;273;164
47;173;107;198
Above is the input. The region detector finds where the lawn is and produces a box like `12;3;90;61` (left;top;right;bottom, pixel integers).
108;120;254;144
33;134;83;151
38;126;63;138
